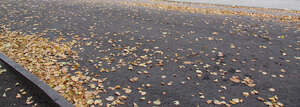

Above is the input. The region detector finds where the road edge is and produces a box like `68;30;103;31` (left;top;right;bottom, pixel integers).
0;53;73;107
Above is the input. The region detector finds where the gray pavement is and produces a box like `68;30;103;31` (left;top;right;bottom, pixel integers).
0;0;299;106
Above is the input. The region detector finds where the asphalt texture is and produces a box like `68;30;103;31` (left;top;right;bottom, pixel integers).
0;60;52;107
0;0;299;107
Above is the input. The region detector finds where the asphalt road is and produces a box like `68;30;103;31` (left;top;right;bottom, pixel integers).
0;0;299;106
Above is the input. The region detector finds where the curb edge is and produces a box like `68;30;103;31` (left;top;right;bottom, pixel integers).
0;53;73;107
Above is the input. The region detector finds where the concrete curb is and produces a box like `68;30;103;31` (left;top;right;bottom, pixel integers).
0;53;73;107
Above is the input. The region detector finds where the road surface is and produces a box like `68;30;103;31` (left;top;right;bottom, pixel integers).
0;0;299;106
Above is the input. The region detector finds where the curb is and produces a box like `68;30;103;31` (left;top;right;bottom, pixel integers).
0;53;73;107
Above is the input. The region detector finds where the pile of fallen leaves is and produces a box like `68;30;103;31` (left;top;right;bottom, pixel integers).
0;27;90;106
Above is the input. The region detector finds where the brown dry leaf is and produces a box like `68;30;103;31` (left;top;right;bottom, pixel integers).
133;102;139;107
173;100;180;105
16;93;21;98
153;99;161;105
206;100;212;104
230;98;240;104
217;52;224;57
242;92;249;98
257;97;265;101
123;88;132;94
242;77;256;87
212;32;219;35
129;77;139;83
269;88;276;92
229;76;241;83
183;61;194;65
2;92;6;97
114;85;121;89
128;65;134;70
106;96;115;102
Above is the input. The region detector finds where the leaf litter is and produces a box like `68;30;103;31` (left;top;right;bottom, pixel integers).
1;0;299;106
0;28;90;106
